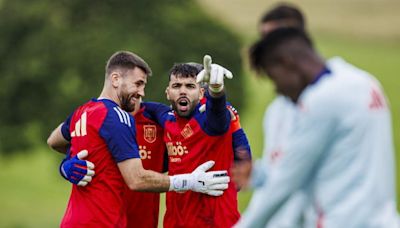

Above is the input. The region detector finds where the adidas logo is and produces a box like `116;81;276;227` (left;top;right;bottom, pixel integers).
71;112;87;137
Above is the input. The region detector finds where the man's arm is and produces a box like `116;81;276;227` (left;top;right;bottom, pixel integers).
118;158;171;192
101;108;230;195
118;158;230;196
141;102;171;128
228;105;253;189
197;55;234;135
48;119;95;186
47;123;69;153
204;91;231;134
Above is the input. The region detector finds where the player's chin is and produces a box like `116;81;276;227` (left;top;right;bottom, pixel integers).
176;103;189;115
122;102;135;113
177;109;190;117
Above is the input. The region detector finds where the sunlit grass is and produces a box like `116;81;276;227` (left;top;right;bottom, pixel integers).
0;149;70;228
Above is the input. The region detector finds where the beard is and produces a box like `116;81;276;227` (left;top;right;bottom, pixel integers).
170;98;199;118
119;91;136;113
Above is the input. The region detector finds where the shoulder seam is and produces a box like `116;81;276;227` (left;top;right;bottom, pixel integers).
113;107;132;127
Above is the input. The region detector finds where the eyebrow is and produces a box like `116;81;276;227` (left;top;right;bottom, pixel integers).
136;79;146;84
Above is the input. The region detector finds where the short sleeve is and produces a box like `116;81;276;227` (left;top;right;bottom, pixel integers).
61;112;73;141
99;106;140;162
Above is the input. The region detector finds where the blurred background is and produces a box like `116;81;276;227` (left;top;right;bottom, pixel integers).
0;0;399;227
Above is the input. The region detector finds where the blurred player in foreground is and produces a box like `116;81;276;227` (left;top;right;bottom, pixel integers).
233;4;308;228
235;28;399;228
47;51;230;227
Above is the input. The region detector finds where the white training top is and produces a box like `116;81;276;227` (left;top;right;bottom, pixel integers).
251;95;307;228
237;57;399;228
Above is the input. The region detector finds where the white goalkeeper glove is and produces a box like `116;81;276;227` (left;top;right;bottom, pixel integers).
169;161;230;196
196;55;233;93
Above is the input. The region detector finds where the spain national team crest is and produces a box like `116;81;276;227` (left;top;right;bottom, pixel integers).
181;123;193;139
143;125;157;143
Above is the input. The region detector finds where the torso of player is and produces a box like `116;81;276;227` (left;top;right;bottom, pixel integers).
62;100;128;228
164;113;234;174
264;96;297;166
299;57;396;227
163;109;240;228
134;106;165;172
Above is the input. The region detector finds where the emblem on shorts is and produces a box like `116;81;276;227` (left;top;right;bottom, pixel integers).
143;125;157;143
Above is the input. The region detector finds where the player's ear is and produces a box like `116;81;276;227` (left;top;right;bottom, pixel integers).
110;72;121;88
165;87;170;100
199;87;205;99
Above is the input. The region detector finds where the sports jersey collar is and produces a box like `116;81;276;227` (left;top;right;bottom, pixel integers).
92;97;119;107
310;66;331;85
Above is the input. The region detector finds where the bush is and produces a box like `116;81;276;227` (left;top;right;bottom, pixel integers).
0;0;243;154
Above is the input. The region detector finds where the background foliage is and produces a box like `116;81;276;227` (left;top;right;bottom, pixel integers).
0;0;243;154
1;0;399;227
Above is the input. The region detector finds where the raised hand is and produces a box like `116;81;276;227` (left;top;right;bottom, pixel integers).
196;55;233;93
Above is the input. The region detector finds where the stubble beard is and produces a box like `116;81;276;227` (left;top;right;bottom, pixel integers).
171;98;199;118
119;92;136;112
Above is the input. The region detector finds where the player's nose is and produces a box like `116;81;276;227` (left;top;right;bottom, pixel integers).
138;87;145;98
179;87;187;95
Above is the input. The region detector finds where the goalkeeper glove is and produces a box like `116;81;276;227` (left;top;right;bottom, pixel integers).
196;55;233;93
169;160;230;196
59;150;95;187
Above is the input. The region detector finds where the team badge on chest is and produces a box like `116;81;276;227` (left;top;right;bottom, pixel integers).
181;123;193;139
143;125;157;143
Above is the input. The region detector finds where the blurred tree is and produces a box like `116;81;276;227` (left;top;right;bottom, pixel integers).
0;0;243;154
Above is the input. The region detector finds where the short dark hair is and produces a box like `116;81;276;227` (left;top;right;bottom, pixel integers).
249;27;313;74
260;3;305;28
105;51;152;77
168;63;203;80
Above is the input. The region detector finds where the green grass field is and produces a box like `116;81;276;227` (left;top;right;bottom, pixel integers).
1;1;399;227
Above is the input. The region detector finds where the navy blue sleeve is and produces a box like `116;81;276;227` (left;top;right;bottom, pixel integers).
141;102;172;128
232;128;252;161
99;107;140;162
204;91;231;135
61;112;73;141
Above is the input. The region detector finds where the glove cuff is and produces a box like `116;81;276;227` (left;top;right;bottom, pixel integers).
208;84;224;93
59;159;69;180
169;174;192;192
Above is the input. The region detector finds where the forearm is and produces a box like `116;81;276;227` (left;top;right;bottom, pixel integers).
129;168;170;192
208;89;225;98
205;91;230;134
119;159;229;196
118;158;170;192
